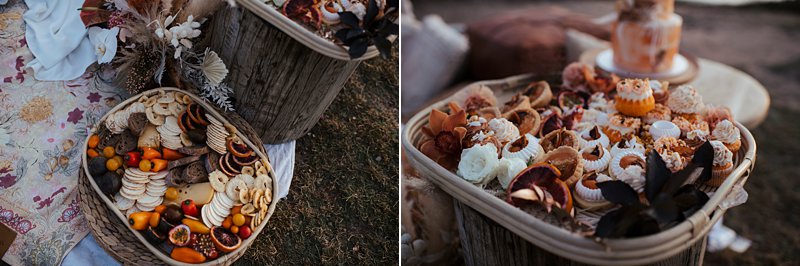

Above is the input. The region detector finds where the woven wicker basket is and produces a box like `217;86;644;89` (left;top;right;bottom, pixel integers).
402;74;757;265
79;88;280;265
234;0;380;61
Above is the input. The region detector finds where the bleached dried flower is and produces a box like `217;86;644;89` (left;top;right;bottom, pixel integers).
202;50;228;86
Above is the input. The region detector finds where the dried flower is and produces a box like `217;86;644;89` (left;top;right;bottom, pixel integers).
201;50;228;86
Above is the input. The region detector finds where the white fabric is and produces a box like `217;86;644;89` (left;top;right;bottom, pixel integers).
264;141;296;199
62;141;296;265
707;218;752;253
24;0;96;81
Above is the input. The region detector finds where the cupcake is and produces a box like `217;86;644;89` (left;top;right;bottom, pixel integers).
642;103;672;124
671;116;710;138
609;150;646;179
667;85;705;117
648;120;681;141
704;105;733;132
707;141;734;186
610;135;646;158
615;78;656;117
502;134;544;163
711;119;742;153
580;144;611;173
579;126;610;150
488;118;520;144
685;129;708;151
574;172;615;210
650;79;670;104
604;113;642;143
653;137;693;173
497;157;528;189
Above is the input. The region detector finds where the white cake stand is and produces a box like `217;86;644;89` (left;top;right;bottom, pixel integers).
582;48;699;85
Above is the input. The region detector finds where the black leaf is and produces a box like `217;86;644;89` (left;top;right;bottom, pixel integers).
673;185;709;219
627;215;661;237
373;36;392;59
347;38;370;59
645;149;671;202
338;11;361;28
345;28;368;42
597;180;640;206
335;29;351;44
595;209;621;237
692;141;715;183
661;163;702;196
364;0;379;27
645;193;680;226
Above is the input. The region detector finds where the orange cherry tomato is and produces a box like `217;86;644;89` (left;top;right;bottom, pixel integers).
87;135;100;149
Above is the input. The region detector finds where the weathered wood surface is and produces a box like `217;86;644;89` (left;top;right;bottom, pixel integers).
208;7;361;143
454;201;707;266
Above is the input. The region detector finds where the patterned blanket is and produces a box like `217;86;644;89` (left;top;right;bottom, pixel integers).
0;1;128;264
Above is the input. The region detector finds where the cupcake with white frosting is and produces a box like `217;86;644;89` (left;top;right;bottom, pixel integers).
707;140;734;186
711;119;741;153
667;85;705;117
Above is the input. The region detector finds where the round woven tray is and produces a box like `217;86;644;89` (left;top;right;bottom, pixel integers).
78;92;270;265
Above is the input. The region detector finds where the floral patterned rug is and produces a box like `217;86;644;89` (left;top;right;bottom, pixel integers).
0;1;129;264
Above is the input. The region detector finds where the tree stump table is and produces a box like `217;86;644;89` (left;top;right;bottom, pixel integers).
207;1;380;143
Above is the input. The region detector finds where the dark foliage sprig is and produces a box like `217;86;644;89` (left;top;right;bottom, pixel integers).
594;141;714;238
335;0;399;59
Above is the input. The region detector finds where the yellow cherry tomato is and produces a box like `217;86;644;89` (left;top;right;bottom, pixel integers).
232;214;245;227
106;159;121;171
139;159;152;172
102;146;116;158
164;187;179;201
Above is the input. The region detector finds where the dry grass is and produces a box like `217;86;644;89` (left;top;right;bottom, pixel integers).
235;46;399;265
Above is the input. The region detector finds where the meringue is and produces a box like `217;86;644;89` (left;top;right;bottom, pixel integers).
580;145;611;173
610;150;645;178
502;134;544;163
579;126;610;149
610;137;646;158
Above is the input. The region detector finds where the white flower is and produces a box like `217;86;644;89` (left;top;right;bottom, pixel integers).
174;46;182;59
457;143;500;185
88;27;120;64
497;158;527;189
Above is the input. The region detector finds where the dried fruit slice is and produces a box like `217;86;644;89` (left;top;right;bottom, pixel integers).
233;155;259;166
210;226;242;253
227;138;254;158
507;163;573;213
557;90;586;111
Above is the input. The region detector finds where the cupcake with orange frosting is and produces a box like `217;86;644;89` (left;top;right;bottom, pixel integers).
614;78;656;117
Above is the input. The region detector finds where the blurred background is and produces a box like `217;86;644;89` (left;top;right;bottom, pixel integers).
400;0;800;265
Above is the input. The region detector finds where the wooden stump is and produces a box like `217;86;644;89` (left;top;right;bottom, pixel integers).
208;7;361;144
454;201;707;266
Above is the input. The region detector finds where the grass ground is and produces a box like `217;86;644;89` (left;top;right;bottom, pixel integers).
236;48;399;265
412;0;800;265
